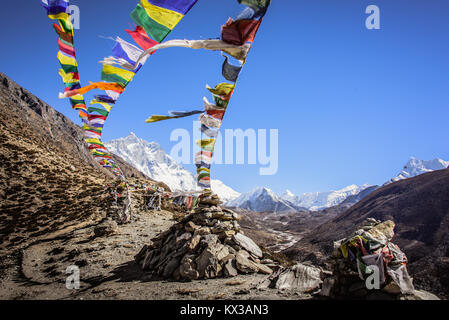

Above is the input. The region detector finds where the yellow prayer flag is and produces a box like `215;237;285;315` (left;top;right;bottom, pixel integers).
57;51;77;66
48;12;70;21
206;83;235;96
58;69;78;84
102;64;135;82
141;0;184;30
146;115;173;123
90;100;113;112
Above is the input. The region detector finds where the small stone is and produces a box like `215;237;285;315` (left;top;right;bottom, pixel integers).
261;259;274;265
185;221;199;233
216;245;230;262
179;254;200;280
320;277;336;297
187;235;201;252
221;230;236;238
256;263;273;275
200;234;218;248
176;232;192;243
235;251;260;274
163;257;180;278
382;281;402;295
194;227;211;236
223;259;238;277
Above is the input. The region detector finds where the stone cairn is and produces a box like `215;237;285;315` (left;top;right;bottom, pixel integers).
135;194;275;280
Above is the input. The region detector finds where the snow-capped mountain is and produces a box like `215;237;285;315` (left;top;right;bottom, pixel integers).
280;184;373;211
105;133;240;202
211;180;241;203
106;133;198;191
227;187;304;213
386;157;449;185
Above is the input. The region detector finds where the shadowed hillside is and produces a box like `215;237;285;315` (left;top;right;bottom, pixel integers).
0;73;147;251
284;168;449;298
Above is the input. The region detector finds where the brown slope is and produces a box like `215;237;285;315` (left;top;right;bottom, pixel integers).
0;73;148;251
284;168;449;297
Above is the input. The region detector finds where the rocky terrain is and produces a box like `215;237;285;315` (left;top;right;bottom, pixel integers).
0;73;312;300
0;72;444;300
284;168;449;299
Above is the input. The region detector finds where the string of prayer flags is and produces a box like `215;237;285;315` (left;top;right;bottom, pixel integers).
42;0;89;120
133;39;251;67
80;0;197;176
43;0;269;191
145;110;203;123
193;0;270;191
59;82;126;99
42;0;125;178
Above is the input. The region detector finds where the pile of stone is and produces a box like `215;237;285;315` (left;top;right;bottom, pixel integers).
135;195;275;280
320;218;439;300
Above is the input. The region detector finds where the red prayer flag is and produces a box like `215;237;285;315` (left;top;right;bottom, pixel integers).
58;38;75;57
221;18;261;46
206;109;225;120
125;26;159;52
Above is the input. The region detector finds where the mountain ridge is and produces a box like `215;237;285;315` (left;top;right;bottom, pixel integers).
227;187;307;213
105;133;241;202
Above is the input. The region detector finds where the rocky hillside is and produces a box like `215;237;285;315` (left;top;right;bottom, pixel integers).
0;73;146;251
284;168;449;298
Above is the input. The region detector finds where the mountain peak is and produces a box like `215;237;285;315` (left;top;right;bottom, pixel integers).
389;157;449;184
280;184;373;211
228;186;303;213
104;135;240;201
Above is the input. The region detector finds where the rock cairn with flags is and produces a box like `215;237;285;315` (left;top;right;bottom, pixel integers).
135;196;275;280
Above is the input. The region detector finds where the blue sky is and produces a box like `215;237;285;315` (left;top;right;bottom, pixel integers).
1;0;449;194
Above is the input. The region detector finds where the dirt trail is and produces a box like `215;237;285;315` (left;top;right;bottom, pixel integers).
0;206;310;300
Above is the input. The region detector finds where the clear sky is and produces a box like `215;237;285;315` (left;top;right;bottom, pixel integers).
1;0;449;194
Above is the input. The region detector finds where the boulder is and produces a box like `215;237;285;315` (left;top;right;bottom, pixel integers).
233;233;263;259
179;254;200;280
260;264;323;293
401;290;440;300
196;247;222;279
